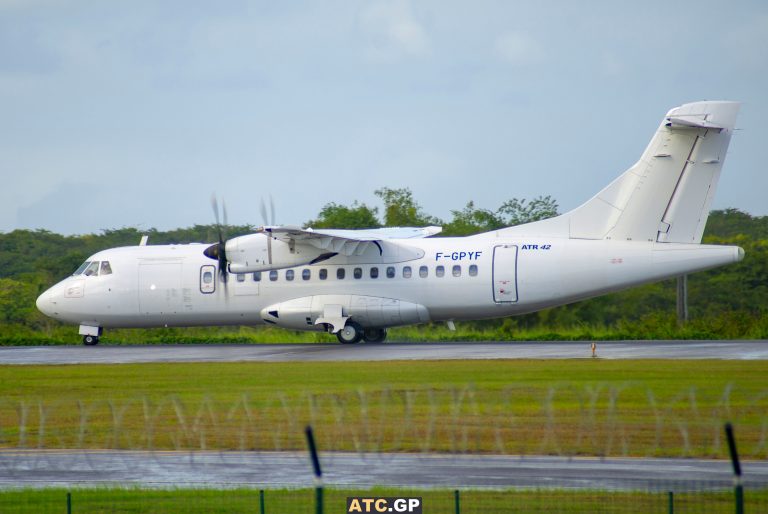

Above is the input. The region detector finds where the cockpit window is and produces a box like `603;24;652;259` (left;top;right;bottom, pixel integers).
83;261;100;277
100;261;113;275
73;261;91;275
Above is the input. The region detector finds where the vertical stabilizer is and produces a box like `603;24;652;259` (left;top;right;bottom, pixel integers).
496;101;740;243
570;101;739;243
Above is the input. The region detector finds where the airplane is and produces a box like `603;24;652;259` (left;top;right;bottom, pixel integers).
36;101;744;345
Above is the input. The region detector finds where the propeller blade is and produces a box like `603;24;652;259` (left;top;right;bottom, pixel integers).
269;194;276;226
222;199;228;241
259;197;269;227
211;194;221;228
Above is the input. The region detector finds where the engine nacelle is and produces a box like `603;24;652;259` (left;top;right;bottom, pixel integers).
260;294;431;332
225;233;330;273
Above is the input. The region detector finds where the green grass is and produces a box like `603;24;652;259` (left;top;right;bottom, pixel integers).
4;309;768;346
1;360;767;458
1;486;766;514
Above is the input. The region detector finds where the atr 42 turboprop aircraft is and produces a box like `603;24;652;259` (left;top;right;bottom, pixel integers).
37;101;745;345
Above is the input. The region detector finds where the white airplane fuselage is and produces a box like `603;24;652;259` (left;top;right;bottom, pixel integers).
37;235;743;330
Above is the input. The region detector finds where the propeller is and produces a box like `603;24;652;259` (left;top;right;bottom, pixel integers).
259;195;276;227
203;194;230;295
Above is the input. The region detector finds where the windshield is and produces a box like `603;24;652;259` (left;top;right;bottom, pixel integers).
73;261;91;275
83;261;100;277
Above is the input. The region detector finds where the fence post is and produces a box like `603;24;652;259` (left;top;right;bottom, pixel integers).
454;489;460;514
725;423;744;514
66;491;72;514
667;491;673;514
305;426;323;514
259;489;265;514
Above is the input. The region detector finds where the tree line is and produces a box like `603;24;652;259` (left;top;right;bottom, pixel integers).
0;188;765;342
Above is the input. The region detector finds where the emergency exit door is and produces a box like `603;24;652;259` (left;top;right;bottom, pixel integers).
492;245;518;303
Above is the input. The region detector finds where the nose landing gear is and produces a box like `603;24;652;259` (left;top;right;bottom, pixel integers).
79;325;102;346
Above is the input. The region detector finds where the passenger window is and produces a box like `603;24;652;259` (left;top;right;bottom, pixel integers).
403;266;412;278
370;267;379;279
73;261;91;275
236;273;245;282
386;266;395;278
286;270;294;281
337;268;345;280
419;266;428;278
100;261;113;275
436;265;445;277
203;271;213;284
269;270;278;281
253;271;262;282
452;265;461;277
353;267;362;279
83;261;100;277
302;269;311;280
469;265;478;277
319;269;328;280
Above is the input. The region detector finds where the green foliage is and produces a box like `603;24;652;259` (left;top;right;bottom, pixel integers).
705;208;768;239
305;201;381;229
498;195;560;225
442;195;560;236
374;187;442;226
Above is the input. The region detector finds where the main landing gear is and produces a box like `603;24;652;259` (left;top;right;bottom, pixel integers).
336;322;388;344
83;335;100;346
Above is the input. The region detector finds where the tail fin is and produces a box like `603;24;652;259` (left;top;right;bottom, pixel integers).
499;101;740;243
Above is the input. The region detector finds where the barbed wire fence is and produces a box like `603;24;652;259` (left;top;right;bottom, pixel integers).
2;383;768;458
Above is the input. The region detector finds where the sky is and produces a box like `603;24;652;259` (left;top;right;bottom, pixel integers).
1;0;767;235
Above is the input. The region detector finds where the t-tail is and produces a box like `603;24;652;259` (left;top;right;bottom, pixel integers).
498;101;740;244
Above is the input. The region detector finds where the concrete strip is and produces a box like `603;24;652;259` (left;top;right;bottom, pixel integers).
1;341;767;365
2;450;767;490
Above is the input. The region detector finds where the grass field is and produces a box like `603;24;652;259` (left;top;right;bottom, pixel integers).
2;486;765;514
1;360;767;458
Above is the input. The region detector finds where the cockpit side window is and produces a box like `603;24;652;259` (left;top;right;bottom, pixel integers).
100;261;113;275
83;261;100;277
73;261;91;275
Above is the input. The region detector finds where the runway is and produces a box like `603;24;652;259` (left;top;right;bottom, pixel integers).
2;450;767;490
1;340;767;365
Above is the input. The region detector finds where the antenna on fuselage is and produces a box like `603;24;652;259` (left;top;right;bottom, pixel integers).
139;235;149;246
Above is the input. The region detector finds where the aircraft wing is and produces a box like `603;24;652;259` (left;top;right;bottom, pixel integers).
258;225;442;256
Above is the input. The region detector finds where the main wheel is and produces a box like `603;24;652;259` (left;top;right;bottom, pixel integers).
337;322;363;344
83;335;99;346
363;328;387;343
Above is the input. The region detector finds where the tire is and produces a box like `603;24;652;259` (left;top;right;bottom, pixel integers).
83;335;99;346
363;328;387;343
337;322;363;344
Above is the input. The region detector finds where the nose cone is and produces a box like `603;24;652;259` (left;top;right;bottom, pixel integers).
36;289;52;316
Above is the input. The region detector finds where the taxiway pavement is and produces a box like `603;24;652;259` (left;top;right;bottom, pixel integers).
1;340;766;365
2;450;766;490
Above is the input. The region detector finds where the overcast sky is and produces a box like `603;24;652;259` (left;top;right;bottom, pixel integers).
2;0;766;235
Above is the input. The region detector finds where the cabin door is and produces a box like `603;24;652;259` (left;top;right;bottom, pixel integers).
492;245;518;303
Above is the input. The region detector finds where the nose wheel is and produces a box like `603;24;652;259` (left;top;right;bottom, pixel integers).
83;335;100;346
